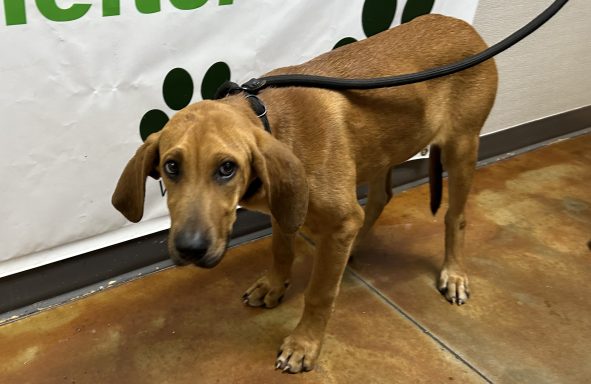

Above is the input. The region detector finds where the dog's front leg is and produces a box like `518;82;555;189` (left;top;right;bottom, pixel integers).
243;219;295;308
276;207;364;373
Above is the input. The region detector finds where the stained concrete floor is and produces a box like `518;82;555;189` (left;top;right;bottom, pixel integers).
1;133;590;384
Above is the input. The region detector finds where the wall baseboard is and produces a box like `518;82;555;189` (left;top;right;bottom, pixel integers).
1;105;590;320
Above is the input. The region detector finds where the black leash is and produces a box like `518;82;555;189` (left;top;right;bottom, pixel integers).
214;0;568;131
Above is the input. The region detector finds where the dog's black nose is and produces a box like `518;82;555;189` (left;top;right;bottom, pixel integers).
174;231;209;261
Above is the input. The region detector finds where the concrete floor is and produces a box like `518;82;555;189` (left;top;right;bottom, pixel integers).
1;134;590;384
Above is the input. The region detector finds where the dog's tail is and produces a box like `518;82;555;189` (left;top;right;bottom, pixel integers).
429;145;443;215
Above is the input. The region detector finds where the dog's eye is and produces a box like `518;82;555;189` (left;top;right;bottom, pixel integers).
164;160;179;177
217;161;236;180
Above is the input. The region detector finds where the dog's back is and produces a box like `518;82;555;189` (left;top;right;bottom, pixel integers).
269;14;492;82
261;14;498;183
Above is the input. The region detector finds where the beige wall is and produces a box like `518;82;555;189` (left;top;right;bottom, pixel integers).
473;0;591;135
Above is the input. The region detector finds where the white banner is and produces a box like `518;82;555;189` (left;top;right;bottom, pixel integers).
0;0;479;277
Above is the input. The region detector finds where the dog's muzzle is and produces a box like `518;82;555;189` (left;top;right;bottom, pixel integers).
173;231;222;269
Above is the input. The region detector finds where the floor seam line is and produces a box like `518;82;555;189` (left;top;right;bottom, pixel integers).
347;267;494;384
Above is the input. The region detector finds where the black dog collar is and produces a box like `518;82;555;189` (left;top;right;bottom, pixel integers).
214;81;271;134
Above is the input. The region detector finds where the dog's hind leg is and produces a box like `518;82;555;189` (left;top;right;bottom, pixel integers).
438;135;479;305
242;219;295;308
352;170;393;253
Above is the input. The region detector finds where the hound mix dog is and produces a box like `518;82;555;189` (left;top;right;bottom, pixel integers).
113;14;497;373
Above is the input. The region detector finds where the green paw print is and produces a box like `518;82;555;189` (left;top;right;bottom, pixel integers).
139;62;232;141
333;0;435;49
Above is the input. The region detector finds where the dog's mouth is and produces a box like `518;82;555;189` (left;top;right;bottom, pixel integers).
170;242;228;269
188;253;223;269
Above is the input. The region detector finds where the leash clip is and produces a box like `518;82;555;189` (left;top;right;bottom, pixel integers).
213;78;267;99
241;78;267;93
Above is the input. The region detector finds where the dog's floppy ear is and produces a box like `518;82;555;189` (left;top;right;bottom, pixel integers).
112;132;162;223
252;132;308;233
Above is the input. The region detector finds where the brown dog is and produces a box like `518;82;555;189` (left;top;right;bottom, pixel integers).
112;14;497;373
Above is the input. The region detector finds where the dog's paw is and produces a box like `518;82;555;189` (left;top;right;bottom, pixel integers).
242;275;289;308
275;334;320;373
438;268;470;305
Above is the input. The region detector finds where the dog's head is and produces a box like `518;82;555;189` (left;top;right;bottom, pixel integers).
112;100;308;268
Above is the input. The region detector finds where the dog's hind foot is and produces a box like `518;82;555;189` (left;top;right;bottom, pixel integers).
242;274;289;308
438;267;470;305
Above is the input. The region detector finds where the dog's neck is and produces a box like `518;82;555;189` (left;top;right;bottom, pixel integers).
222;90;290;144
